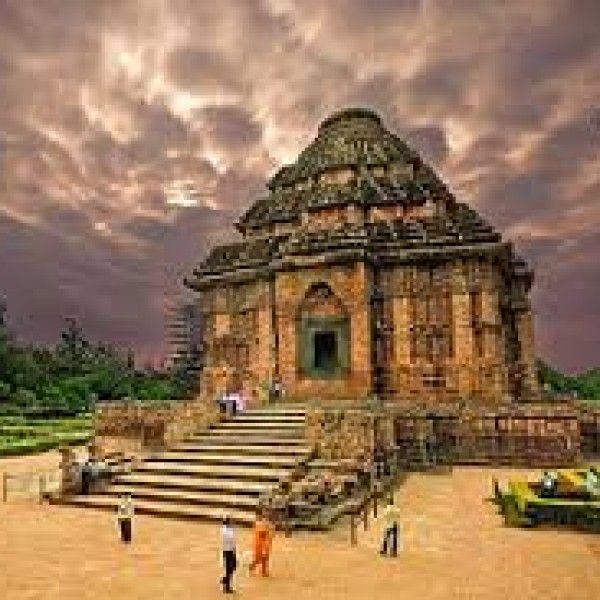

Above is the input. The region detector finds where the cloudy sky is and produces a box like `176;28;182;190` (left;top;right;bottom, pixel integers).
0;0;599;372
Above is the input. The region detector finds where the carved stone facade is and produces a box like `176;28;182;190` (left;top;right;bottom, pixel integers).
187;108;539;406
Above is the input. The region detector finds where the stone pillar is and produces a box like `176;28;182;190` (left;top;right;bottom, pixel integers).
480;286;505;402
451;261;475;398
392;295;410;393
256;285;274;388
515;308;540;401
356;262;374;397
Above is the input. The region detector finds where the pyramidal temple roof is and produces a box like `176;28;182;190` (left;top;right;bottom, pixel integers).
267;107;419;190
237;107;453;232
186;108;530;289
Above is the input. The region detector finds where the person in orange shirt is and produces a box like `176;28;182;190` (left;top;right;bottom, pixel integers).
249;511;274;577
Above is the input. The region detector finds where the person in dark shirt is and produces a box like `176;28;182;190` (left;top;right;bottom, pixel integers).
81;460;91;495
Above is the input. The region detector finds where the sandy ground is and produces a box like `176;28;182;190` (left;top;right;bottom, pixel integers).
0;454;598;600
0;447;87;474
1;449;58;475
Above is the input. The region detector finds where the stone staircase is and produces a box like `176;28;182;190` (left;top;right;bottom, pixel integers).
59;406;310;525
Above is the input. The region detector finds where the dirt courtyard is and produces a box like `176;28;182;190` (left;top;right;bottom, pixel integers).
1;453;598;600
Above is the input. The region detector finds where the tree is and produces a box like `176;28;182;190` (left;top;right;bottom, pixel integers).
0;306;192;416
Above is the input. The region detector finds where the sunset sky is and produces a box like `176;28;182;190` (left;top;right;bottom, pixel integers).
1;0;599;373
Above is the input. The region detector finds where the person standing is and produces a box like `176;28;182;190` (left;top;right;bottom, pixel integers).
88;458;101;493
229;389;239;417
380;500;400;557
540;471;557;498
249;511;274;577
236;388;247;413
117;494;134;544
269;376;281;403
80;459;91;495
217;391;227;415
220;516;237;594
585;468;599;496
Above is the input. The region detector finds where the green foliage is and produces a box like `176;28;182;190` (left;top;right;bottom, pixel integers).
0;414;92;457
0;312;192;418
537;359;600;402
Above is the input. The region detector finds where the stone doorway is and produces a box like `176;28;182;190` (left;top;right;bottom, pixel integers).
296;283;350;380
313;330;338;373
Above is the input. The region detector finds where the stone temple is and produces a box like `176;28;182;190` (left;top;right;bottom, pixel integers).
186;108;540;406
74;110;596;526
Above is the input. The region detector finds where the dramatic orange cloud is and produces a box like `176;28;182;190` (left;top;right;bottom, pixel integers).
1;0;599;372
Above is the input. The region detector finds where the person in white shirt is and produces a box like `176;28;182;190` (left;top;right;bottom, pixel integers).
220;516;237;593
540;471;557;498
585;468;599;496
380;500;401;557
228;391;240;416
236;390;246;413
117;494;134;543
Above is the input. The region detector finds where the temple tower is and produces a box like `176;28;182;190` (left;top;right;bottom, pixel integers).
186;108;539;406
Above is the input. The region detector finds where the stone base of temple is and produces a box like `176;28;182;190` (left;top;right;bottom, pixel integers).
54;397;598;528
305;401;600;467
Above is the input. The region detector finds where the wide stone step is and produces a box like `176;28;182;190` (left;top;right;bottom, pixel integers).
228;415;306;423
134;462;291;482
215;421;305;430
59;495;256;525
243;408;306;415
187;435;307;446
114;473;273;495
173;443;311;456
206;427;304;437
101;484;260;509
144;451;304;468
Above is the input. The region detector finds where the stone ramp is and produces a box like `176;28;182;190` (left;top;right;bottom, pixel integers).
55;407;310;525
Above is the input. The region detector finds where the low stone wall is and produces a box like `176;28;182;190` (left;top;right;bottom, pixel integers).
93;395;220;456
579;406;600;457
391;403;585;466
307;402;597;467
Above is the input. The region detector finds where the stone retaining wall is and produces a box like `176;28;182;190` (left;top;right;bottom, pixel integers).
391;403;588;466
307;401;599;466
580;407;600;457
93;395;220;456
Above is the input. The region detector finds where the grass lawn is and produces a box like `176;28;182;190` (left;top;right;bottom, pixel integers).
0;415;92;457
